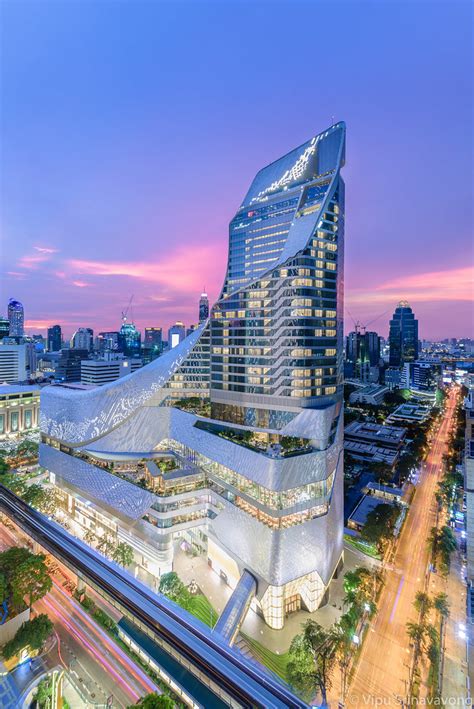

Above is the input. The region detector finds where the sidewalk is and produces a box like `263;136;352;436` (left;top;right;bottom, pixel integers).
437;535;469;702
174;544;377;654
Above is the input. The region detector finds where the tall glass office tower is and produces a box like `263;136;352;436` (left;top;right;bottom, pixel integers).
7;299;24;338
207;121;346;626
40;122;346;630
389;301;419;366
199;291;210;322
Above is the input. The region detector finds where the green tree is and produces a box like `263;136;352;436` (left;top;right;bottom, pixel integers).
370;461;392;485
433;592;449;623
112;542;134;567
0;571;7;604
433;590;450;674
83;529;97;545
428;526;440;563
127;692;174;708
0;547;52;611
33;677;53;707
414;591;432;622
332;621;353;704
3;614;53;659
406;621;427;669
158;572;191;610
361;503;399;552
287;620;337;706
0;473;26;496
0;458;9;475
97;535;114;558
22;484;56;515
438;525;457;573
17;440;39;459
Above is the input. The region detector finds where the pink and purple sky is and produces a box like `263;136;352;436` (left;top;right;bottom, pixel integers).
1;0;473;340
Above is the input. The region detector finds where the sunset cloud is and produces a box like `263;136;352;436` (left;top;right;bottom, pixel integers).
24;319;56;330
72;280;91;288
17;245;59;270
347;266;474;306
67;244;226;293
17;253;50;269
34;246;59;254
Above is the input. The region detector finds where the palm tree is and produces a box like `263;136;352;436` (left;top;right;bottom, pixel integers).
433;592;450;662
332;622;353;705
407;621;427;670
428;527;440;564
438;526;457;573
84;528;97;546
414;591;432;622
433;592;449;620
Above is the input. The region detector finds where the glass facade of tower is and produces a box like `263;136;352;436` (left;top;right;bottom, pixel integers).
389;301;419;366
7;299;24;338
119;322;141;357
199;293;209;322
210;123;345;428
47;324;62;352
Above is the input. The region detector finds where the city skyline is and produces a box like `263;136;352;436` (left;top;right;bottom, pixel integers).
1;1;472;340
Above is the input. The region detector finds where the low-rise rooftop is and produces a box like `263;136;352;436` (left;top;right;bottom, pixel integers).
345;421;406;447
348;494;398;529
344;440;399;466
386;403;431;423
0;384;41;397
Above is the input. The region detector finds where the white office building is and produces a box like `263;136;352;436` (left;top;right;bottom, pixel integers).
0;344;29;383
81;357;142;386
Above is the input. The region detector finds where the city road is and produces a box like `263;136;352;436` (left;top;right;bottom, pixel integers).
0;523;158;708
348;387;459;705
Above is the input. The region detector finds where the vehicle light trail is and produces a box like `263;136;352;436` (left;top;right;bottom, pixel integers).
41;595;141;703
50;581;157;695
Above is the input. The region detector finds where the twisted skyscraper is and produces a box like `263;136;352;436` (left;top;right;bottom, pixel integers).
41;122;346;628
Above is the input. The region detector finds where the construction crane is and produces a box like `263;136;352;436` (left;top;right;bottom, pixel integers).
345;307;391;333
122;295;134;325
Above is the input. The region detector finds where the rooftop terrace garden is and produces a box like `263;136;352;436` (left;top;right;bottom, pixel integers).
194;420;312;458
171;396;211;418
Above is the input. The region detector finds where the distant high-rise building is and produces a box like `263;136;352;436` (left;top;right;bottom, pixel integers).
346;328;380;366
97;331;120;353
402;360;442;393
47;325;62;352
168;322;186;349
346;327;380;382
389;301;419;367
71;327;94;352
0;343;29;383
144;327;162;351
55;349;89;382
118;321;141;357
0;318;9;340
7;299;24;338
199;291;209;322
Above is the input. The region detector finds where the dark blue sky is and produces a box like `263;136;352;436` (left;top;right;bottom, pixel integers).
1;0;472;338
